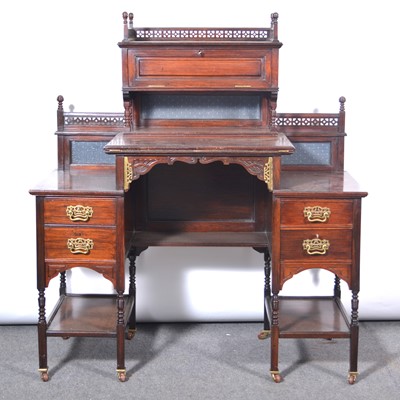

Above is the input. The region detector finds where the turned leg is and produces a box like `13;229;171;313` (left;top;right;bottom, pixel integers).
348;290;359;384
59;271;71;340
127;249;137;339
270;293;282;382
59;271;67;296
116;290;126;382
334;274;341;299
258;249;271;340
38;288;48;382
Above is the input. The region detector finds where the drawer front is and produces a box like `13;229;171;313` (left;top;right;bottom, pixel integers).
280;229;352;262
44;198;116;225
127;49;274;90
139;58;262;77
280;199;353;227
44;227;116;262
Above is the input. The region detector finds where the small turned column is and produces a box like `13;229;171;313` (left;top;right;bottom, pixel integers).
57;95;64;131
123;92;133;129
334;274;341;298
270;12;279;40
59;271;67;296
122;12;135;39
338;96;346;133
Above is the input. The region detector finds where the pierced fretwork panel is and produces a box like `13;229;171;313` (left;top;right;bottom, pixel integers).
64;113;125;127
141;94;261;120
133;28;272;41
275;116;338;128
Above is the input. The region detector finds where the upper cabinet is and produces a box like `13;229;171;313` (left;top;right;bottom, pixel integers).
118;12;281;92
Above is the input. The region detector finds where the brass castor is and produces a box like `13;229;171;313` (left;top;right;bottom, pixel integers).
270;371;282;383
257;330;270;340
348;372;358;385
39;369;49;382
117;369;127;382
127;328;137;340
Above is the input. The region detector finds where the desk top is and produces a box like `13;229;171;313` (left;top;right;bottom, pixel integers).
277;171;368;198
29;169;121;196
104;128;294;157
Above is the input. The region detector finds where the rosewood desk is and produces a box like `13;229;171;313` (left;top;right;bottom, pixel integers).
29;12;367;384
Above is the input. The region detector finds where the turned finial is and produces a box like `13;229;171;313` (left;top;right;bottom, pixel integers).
57;95;65;130
57;95;64;111
271;13;279;40
338;96;346;133
339;96;346;112
123;12;134;39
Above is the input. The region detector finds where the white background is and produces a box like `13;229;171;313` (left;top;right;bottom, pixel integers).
0;0;398;323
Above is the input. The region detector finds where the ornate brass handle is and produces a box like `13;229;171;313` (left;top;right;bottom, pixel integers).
66;205;93;222
302;234;330;255
303;206;331;223
67;238;94;254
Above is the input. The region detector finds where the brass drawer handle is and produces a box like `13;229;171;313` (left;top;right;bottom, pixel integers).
66;205;93;222
67;238;94;254
303;206;331;223
302;234;330;255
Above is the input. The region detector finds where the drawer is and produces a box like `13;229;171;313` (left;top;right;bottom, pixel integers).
280;229;352;262
127;48;274;90
280;199;353;227
44;227;116;263
44;197;116;225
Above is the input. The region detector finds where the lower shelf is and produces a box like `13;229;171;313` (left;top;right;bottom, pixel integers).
267;296;351;339
46;294;134;337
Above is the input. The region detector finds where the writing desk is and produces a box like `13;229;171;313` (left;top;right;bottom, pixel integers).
29;12;367;384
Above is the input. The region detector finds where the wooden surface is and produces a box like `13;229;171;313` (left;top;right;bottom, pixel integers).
277;170;368;197
104;129;294;156
29;169;121;196
47;295;134;337
274;297;350;338
132;231;269;247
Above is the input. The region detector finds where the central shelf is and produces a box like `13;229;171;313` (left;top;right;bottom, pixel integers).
132;231;269;247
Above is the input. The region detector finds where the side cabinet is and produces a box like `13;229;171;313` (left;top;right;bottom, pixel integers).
31;171;136;382
260;171;367;384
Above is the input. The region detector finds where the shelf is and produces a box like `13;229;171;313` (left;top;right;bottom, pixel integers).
132;231;269;247
47;294;134;337
268;296;351;339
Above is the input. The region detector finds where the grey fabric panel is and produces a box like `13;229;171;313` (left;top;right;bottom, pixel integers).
71;141;115;165
282;142;331;165
141;94;261;120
